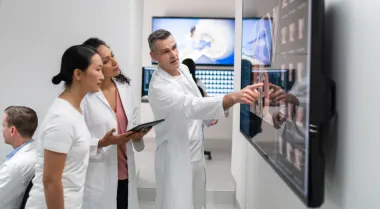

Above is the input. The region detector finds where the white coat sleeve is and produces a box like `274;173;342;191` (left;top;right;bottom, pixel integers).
149;81;226;120
88;138;109;161
80;99;112;160
131;90;145;152
0;163;23;206
197;79;207;95
203;119;215;127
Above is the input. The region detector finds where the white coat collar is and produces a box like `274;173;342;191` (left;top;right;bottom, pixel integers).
94;78;131;115
6;139;35;161
155;64;201;97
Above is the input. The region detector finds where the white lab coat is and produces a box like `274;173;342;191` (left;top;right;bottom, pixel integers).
148;64;227;209
0;141;36;209
81;79;143;209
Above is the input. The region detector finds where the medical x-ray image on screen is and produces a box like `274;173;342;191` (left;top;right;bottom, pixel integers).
242;18;273;66
152;17;235;66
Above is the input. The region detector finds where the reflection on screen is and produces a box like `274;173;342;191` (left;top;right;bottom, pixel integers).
152;17;235;66
239;0;310;197
242;18;273;65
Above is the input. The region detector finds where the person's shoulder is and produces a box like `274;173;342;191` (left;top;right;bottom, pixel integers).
149;70;166;87
49;110;78;124
0;158;24;177
83;91;99;99
81;91;100;107
113;79;130;87
38;112;77;142
149;76;173;92
11;149;37;174
180;63;190;73
0;160;13;172
43;101;79;129
114;80;136;99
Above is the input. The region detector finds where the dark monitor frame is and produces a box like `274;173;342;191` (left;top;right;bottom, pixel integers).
151;16;236;67
141;66;156;103
239;0;336;208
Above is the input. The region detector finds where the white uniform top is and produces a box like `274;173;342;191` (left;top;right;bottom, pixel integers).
26;98;91;209
173;74;204;162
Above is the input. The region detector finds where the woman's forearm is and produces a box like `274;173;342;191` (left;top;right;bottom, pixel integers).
44;180;64;209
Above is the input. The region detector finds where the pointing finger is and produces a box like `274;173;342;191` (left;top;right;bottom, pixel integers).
249;83;264;90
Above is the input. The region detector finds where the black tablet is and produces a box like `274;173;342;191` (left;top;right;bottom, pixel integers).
128;119;165;132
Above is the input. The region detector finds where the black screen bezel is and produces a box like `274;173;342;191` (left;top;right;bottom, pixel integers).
141;66;156;100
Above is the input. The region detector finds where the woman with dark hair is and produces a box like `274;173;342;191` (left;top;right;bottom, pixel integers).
26;45;133;209
83;38;131;85
81;38;150;209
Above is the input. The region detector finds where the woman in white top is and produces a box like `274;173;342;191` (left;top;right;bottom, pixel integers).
25;45;134;209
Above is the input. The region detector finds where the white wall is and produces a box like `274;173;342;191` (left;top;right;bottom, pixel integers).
0;0;143;163
0;0;236;162
140;0;236;143
232;0;380;209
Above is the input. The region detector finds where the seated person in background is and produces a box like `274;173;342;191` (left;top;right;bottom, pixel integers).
182;58;207;97
0;106;38;209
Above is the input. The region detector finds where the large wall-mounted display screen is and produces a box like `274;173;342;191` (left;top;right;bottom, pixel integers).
152;17;235;66
240;0;332;207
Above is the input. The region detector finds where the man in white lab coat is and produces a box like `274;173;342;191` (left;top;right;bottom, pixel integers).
0;106;38;209
147;29;263;209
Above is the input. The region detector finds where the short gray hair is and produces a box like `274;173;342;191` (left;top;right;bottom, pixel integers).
4;106;38;138
148;29;172;52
